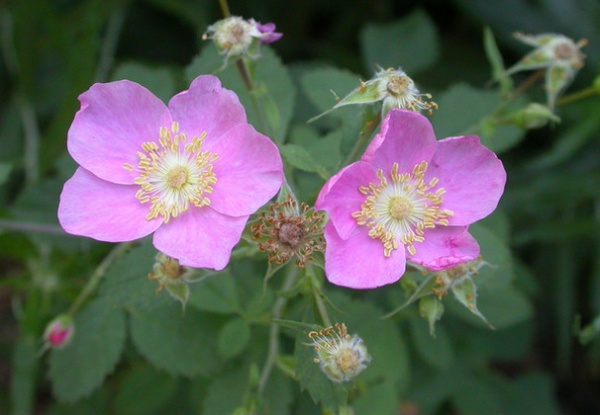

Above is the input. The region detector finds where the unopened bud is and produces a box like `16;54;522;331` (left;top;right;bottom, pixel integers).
43;315;74;349
510;103;560;129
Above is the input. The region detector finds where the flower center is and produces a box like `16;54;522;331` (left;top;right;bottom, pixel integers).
352;161;453;257
123;122;218;224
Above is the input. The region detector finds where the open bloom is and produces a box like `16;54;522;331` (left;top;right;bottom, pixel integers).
315;109;506;289
58;75;283;270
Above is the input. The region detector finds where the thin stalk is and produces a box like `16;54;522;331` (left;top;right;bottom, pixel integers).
236;59;272;137
94;5;127;83
68;242;132;315
557;86;599;106
343;112;381;166
258;267;298;393
0;219;66;235
218;0;231;17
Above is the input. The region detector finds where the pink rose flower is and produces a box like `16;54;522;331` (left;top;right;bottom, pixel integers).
58;75;283;270
315;109;506;289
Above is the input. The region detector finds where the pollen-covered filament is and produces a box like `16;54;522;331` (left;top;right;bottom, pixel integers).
124;122;218;223
352;161;453;257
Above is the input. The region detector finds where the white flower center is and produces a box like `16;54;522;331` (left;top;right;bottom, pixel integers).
352;161;453;256
123;122;218;224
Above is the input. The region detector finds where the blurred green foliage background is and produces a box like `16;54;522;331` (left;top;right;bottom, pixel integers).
1;0;599;414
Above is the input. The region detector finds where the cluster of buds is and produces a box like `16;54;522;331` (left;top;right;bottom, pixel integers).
432;256;487;300
42;314;75;351
506;32;587;108
250;194;326;268
202;16;282;67
148;252;195;306
309;67;437;122
307;323;371;383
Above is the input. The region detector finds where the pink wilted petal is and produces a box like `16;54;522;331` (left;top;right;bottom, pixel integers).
209;124;283;217
153;207;248;270
324;223;406;289
256;22;283;44
425;136;506;226
407;226;480;271
364;109;436;172
58;168;162;241
168;75;246;143
68;81;172;185
316;162;377;240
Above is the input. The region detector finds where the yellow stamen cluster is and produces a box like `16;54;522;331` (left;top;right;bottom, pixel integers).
352;161;453;257
125;122;218;223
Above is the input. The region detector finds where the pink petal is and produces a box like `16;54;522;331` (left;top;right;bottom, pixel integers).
68;81;172;185
407;226;480;271
167;75;247;144
323;223;406;289
363;109;436;173
208;124;283;216
315;162;377;240
58;168;162;241
425;136;506;226
152;207;248;270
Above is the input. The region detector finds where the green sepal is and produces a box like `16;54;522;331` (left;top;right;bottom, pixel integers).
382;273;438;318
451;277;494;329
483;27;513;96
545;64;574;108
418;296;445;337
165;282;189;310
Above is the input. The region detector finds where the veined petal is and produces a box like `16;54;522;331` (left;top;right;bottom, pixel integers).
364;110;436;173
168;75;247;144
425;136;506;226
152;207;248;270
208;123;283;216
68;81;172;185
58;168;162;241
324;223;406;289
407;226;480;271
315;162;378;240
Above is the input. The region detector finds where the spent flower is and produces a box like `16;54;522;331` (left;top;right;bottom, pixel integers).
307;323;371;383
250;194;326;268
506;32;587;108
315;109;506;289
58;75;283;270
202;16;282;67
309;67;437;122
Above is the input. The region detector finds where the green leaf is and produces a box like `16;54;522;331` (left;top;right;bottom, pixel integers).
360;9;440;74
114;365;178;415
483;27;513;95
49;298;126;402
450;373;505;415
504;372;561;415
352;381;399;415
281;143;323;174
129;300;220;377
11;337;38;415
185;47;295;142
451;277;494;329
187;271;241;314
111;63;176;103
217;317;251;359
0;162;12;186
430;83;525;153
409;318;454;369
164;282;189;309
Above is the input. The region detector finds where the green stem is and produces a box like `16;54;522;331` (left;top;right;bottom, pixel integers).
236;58;272;138
218;0;231;17
556;86;599;106
94;5;127;83
0;219;66;235
68;242;133;315
257;267;298;393
343;112;381;166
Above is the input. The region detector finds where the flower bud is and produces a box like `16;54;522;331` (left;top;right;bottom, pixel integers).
148;252;193;307
43;315;74;349
307;323;371;383
510;103;560;129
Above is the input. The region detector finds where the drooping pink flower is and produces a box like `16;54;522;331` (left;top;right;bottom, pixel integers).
315;109;506;289
58;75;283;270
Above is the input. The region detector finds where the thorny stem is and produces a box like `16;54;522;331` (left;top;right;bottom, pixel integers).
343;112;381;165
257;267;298;394
68;242;133;315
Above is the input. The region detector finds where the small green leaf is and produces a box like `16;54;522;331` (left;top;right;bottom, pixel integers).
0;162;12;186
281;143;322;174
11;337;38;415
483;27;513;95
218;317;251;359
49;298;126;402
360;9;440;74
111;63;176;103
409;318;454;369
383;273;438;318
164;282;189;309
